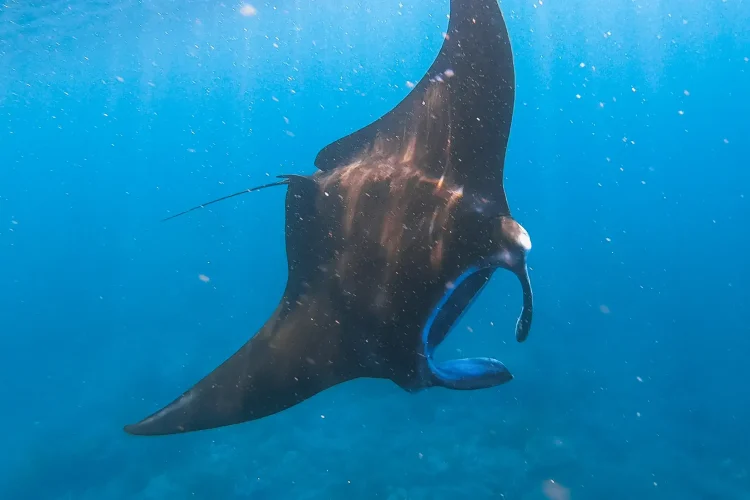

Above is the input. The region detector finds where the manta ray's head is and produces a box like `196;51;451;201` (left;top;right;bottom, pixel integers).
488;215;533;343
418;193;534;391
455;203;533;343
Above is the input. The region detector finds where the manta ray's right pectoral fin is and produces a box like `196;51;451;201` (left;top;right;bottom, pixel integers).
124;305;354;436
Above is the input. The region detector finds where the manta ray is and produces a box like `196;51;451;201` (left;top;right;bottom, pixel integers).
125;0;533;436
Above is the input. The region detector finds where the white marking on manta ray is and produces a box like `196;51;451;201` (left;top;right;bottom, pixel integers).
501;217;532;251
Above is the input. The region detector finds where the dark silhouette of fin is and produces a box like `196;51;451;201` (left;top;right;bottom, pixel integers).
314;0;515;207
123;302;355;435
125;177;356;436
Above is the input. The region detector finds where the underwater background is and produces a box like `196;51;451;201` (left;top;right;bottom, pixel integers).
1;0;749;498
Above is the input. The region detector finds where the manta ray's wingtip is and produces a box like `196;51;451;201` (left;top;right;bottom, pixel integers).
123;420;183;437
122;405;189;436
122;423;145;436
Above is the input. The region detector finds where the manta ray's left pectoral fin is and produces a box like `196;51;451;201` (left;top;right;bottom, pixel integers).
429;357;512;390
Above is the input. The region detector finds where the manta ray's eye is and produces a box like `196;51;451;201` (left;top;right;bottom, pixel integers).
500;217;531;251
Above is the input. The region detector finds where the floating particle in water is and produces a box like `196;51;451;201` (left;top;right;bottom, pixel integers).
683;89;690;96
599;304;610;314
723;138;729;144
575;94;581;99
542;479;570;500
198;274;210;283
631;86;637;92
678;110;684;115
637;376;643;382
239;4;257;16
116;76;124;83
11;220;18;225
443;68;455;78
579;62;586;68
406;81;415;88
745;57;749;62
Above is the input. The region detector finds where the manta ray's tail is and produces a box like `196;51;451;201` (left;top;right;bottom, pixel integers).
161;179;289;222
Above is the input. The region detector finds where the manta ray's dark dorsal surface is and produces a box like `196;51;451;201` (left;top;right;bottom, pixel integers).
124;0;533;436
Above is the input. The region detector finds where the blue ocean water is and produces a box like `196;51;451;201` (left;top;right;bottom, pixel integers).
1;0;748;498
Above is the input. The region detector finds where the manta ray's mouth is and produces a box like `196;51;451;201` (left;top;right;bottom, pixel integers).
421;257;533;390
